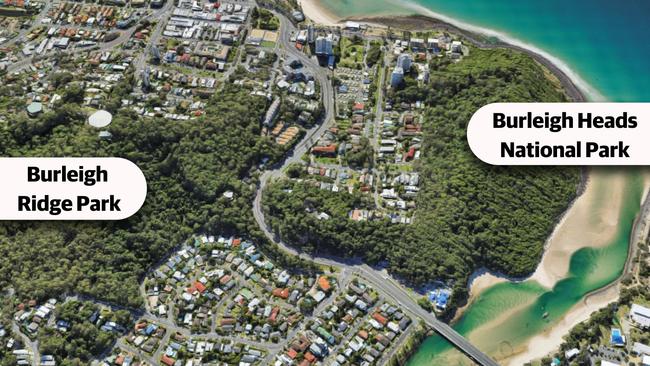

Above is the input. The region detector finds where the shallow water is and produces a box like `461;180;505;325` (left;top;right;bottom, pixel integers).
405;172;643;364
315;0;650;362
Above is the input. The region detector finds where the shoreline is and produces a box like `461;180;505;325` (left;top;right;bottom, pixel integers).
297;0;339;26
297;1;645;364
457;169;639;365
506;172;650;365
346;14;587;103
457;167;589;313
298;0;596;101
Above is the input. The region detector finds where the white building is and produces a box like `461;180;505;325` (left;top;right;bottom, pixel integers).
631;303;650;328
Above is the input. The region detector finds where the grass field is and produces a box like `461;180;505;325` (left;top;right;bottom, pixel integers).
339;37;365;68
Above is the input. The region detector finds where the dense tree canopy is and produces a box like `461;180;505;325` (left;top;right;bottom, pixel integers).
0;84;286;307
263;47;580;311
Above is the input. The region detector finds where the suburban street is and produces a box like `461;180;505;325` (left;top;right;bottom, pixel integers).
1;2;498;365
250;9;499;366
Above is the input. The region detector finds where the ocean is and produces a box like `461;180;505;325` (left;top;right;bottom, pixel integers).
315;0;650;363
316;0;650;102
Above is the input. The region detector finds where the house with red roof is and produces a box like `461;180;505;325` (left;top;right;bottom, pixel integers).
318;276;331;292
161;355;175;366
304;352;316;363
358;329;369;340
311;144;337;157
372;312;388;326
194;281;207;294
404;147;416;161
219;274;231;285
269;306;280;323
272;288;289;299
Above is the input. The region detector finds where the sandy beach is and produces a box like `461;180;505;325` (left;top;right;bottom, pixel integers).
298;0;340;26
506;284;621;365
532;169;628;288
461;169;626;300
300;1;646;364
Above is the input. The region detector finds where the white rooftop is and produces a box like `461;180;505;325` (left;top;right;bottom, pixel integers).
631;303;650;327
601;361;621;366
88;110;112;128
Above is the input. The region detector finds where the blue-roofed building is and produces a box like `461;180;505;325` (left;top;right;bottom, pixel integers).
427;288;451;311
610;328;626;346
436;290;450;310
145;324;157;336
56;320;70;331
427;291;437;302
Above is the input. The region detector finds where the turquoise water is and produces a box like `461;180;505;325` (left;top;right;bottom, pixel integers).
315;0;650;363
317;0;650;101
405;173;644;364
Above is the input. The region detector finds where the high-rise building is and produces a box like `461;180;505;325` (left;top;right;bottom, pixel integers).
397;54;412;71
315;36;333;56
391;67;404;88
307;25;315;44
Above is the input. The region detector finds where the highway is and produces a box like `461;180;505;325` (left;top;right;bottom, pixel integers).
2;3;499;364
252;10;500;366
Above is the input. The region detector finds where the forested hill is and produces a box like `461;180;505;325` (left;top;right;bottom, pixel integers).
0;83;287;307
264;47;580;311
391;48;580;283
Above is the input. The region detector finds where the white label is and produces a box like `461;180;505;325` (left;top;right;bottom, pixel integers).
0;157;147;220
467;103;650;165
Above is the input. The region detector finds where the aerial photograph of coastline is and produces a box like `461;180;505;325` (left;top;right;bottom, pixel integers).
0;0;649;365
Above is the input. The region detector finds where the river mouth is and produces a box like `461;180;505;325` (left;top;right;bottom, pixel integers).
300;1;650;362
406;168;647;365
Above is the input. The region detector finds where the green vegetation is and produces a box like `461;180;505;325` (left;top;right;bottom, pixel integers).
251;7;279;31
38;301;129;364
256;0;300;20
264;180;399;258
263;47;580;311
338;36;366;69
366;41;383;67
388;321;429;366
0;82;310;307
0;298;16;366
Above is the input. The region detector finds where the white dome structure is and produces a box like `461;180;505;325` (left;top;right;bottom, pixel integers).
88;110;113;128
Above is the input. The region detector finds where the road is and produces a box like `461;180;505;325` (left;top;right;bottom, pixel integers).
6;0;173;74
252;10;499;366
11;322;39;366
3;3;498;365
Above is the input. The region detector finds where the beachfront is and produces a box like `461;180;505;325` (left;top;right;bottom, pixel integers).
298;1;649;364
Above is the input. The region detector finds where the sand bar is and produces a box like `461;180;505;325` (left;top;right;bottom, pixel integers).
531;169;628;288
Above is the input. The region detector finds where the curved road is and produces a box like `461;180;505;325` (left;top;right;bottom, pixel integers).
253;11;499;366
